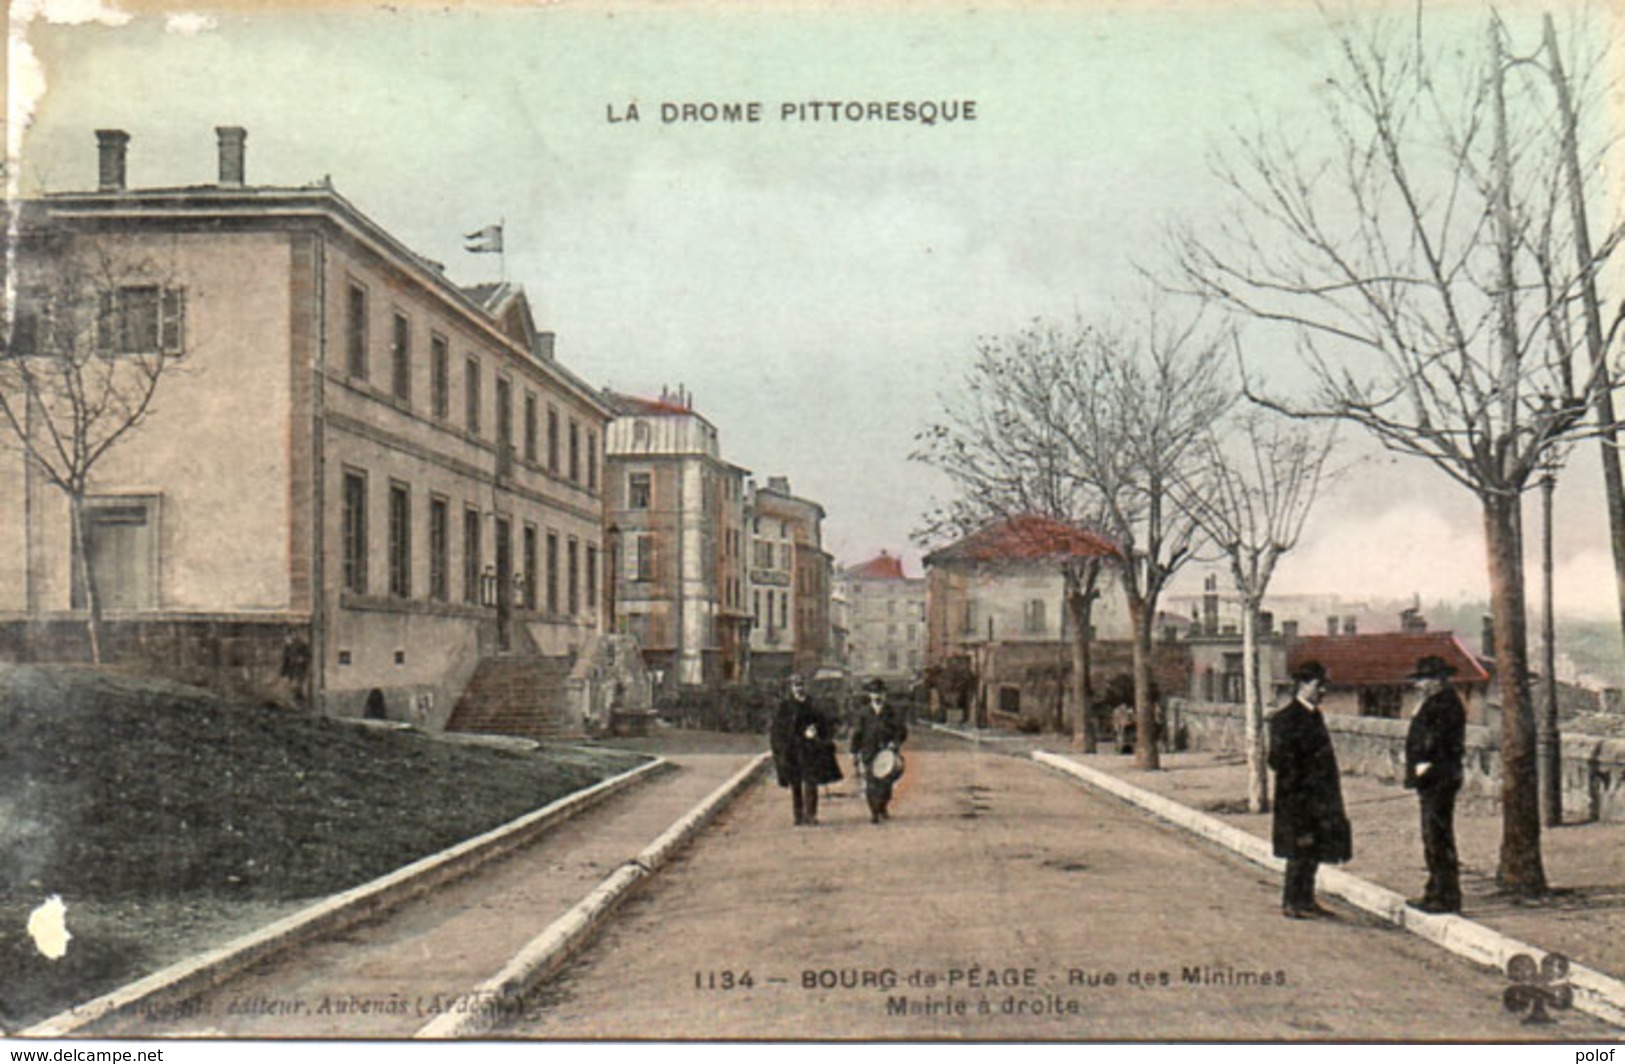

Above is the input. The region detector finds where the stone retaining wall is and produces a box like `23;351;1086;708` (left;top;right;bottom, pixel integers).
1168;698;1625;823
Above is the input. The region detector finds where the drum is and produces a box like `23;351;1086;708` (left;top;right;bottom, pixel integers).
871;747;905;781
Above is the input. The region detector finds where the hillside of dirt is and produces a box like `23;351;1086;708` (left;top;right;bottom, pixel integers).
0;664;648;1030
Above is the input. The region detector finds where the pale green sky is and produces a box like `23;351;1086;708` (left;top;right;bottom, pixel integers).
11;0;1625;621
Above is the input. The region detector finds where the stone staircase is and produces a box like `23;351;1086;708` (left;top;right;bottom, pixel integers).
444;655;583;740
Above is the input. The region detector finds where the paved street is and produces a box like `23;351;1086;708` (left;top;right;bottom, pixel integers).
508;735;1620;1040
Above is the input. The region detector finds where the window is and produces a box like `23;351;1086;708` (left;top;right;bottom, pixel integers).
346;284;367;378
586;544;598;612
496;377;513;458
753;590;761;626
635;533;655;582
428;496;449;601
628;472;652;510
780;593;788;630
99;286;185;356
430;335;449;419
586;430;598;491
342;471;367;593
753;541;773;568
961;601;977;635
1024;599;1047;635
568;537;580;615
524;392;538;463
465;358;481;436
546;531;560;613
568;420;580;482
388;482;411;597
463;507;481;604
547;407;560;472
391;313;411;401
522;525;538;610
72;496;158;610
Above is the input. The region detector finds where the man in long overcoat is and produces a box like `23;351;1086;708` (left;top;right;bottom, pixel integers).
1268;660;1351;919
770;674;841;826
850;678;908;825
1404;655;1467;913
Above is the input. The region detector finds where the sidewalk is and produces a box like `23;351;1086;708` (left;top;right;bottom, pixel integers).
1026;739;1625;984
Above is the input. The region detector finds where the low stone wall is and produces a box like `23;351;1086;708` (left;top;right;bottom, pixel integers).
1168;698;1625;823
0;617;310;708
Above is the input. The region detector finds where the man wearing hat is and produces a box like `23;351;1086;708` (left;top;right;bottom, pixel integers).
770;674;842;827
1404;655;1467;914
1268;661;1352;919
850;678;908;825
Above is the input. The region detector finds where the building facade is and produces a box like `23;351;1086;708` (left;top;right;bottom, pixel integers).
603;388;750;691
745;476;830;681
0;128;609;729
837;551;926;686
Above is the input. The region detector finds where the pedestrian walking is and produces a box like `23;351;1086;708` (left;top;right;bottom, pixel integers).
1404;654;1467;914
770;674;841;826
850;678;908;825
1267;660;1351;919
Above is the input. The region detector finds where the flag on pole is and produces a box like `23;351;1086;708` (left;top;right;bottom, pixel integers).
464;224;504;254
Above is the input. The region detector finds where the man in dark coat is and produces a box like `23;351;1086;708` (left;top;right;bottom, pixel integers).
1268;660;1351;919
850;678;908;825
1404;655;1468;913
770;675;841;826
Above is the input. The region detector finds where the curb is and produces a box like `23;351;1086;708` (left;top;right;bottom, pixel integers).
23;756;670;1038
1032;751;1625;1031
414;751;772;1039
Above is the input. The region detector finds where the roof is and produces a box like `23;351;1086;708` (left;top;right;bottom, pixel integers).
1288;631;1491;687
604;391;705;419
843;553;910;581
924;515;1118;567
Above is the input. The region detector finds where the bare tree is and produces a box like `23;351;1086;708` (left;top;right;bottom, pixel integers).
1060;314;1233;769
915;321;1113;750
1174;406;1335;811
1174;13;1625;894
1;224;186;663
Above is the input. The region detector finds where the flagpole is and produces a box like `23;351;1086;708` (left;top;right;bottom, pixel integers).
500;216;507;284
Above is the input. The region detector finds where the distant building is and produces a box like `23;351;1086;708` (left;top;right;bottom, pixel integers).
922;515;1184;730
745;476;831;681
1285;631;1493;724
603;387;750;692
0;128;608;734
838;551;926;686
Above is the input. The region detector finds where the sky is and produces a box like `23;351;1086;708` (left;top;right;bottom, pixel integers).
9;0;1625;621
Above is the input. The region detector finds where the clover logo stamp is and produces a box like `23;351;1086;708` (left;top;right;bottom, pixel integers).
1503;952;1573;1025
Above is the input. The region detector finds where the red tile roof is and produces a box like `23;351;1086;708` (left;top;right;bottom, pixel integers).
1288;631;1490;687
925;514;1118;566
844;552;910;581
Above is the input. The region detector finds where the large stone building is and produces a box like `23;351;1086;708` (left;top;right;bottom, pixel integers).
837;551;926;686
603;387;750;691
745;476;831;681
0;127;610;732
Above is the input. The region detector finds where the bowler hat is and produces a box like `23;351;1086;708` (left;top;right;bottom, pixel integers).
863;678;887;695
1407;655;1458;681
1290;660;1328;685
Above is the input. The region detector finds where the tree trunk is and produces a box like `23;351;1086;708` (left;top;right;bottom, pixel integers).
1484;491;1547;895
1128;595;1160;770
1066;567;1097;753
1241;596;1269;813
70;493;104;665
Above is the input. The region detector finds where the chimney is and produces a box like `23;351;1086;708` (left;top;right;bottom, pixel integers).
1342;615;1357;635
96;129;130;192
767;476;791;495
1282;619;1299;641
1327;616;1339;636
1202;574;1219;635
1482;614;1496;657
216;126;246;186
535;331;556;361
1259;610;1274;636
